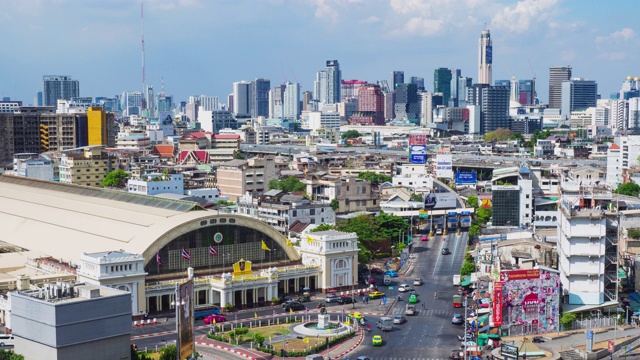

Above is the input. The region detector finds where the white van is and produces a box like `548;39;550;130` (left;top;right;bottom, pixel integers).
0;334;14;347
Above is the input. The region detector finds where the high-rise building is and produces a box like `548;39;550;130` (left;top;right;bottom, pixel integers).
561;78;597;116
610;99;629;131
341;80;367;101
269;85;285;119
302;91;313;112
283;82;301;120
458;77;473;107
449;69;461;107
629;98;640;134
383;92;395;120
433;68;452;105
478;30;492;85
189;95;220;111
350;84;385;126
549;66;572;109
250;78;270;118
43;75;79;107
227;93;234;113
314;60;341;105
518;79;535;105
392;71;404;87
233;81;251;117
410;77;425;92
394;83;420;121
120;91;143;118
470;84;510;134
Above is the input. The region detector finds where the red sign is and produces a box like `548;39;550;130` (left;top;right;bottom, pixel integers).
500;269;540;282
608;340;614;353
493;281;503;326
409;134;428;145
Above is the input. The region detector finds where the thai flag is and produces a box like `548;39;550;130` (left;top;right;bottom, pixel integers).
156;252;161;266
181;248;191;260
209;245;217;256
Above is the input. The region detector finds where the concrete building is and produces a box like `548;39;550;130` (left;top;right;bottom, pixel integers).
116;135;151;150
283;82;301;120
216;158;276;201
11;282;131;360
298;230;358;290
13;153;55;181
0;100;22;113
308;111;341;130
305;175;379;214
314;60;341;105
470;84;510;134
549;66;572;109
394;83;420;122
478;29;493;85
491;166;533;227
58;147;115;187
43;75;79;107
349;84;385;126
127;173;185;196
561;78;598;117
233;81;251;117
392;164;433;190
434;67;452;103
250;78;270;118
610;99;629;131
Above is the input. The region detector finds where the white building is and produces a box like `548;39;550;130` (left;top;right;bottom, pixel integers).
127;173;184;196
297;229;358;290
233;81;251;117
592;106;609;127
308;111;341;131
13;153;54;181
606;143;622;189
189;95;220;111
610;99;629;131
391;164;433;190
283;82;301;120
185;188;228;204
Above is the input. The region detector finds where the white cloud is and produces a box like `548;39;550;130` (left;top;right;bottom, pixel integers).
491;0;559;33
359;16;381;24
598;51;627;61
595;28;635;43
387;16;444;37
311;0;363;22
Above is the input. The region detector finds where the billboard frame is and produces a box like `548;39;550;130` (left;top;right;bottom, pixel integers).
177;280;195;360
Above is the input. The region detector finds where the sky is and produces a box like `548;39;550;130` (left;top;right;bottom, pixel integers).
1;0;640;106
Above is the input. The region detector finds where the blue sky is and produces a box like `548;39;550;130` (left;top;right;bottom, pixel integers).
1;0;639;106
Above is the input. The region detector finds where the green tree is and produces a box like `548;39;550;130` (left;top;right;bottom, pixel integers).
614;182;640;197
377;211;410;243
159;345;177;360
409;193;423;202
476;207;492;224
483;128;513;142
341;130;362;139
102;169;128;188
234;151;245;159
465;195;479;210
468;223;481;239
460;261;476;276
0;349;25;360
330;199;339;211
311;224;337;232
253;333;266;347
357;171;392;185
268;176;307;193
559;312;577;328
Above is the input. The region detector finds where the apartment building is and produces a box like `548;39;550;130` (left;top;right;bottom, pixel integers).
304;175;379;214
58;147;114;187
216;157;276;201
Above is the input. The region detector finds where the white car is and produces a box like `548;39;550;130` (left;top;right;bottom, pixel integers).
413;278;423;286
398;284;412;292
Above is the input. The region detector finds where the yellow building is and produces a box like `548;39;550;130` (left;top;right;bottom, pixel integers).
87;107;109;146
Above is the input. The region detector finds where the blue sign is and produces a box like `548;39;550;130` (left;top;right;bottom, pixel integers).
486;45;493;64
586;330;593;340
455;172;477;185
410;145;427;164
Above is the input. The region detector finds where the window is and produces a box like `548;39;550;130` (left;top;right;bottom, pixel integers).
292;210;297;217
310;209;315;215
526;194;530;199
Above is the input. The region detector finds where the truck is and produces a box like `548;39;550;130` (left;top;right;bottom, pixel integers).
453;274;461;286
376;316;393;331
405;304;415;316
383;275;391;286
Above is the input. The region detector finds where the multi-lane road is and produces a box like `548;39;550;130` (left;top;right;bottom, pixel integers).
349;231;469;360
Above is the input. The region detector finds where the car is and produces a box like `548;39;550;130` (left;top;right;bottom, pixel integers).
436;228;443;235
283;302;306;312
370;267;384;274
204;314;227;324
347;312;365;321
398;284;412;292
368;291;386;299
383;270;398;277
532;336;545;343
408;294;418;303
441;248;451;255
393;315;406;324
340;296;356;304
326;294;342;303
356;357;372;360
413;278;423;286
451;314;463;325
372;335;383;346
421;235;428;241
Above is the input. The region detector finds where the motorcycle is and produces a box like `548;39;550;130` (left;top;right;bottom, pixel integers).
317;302;325;309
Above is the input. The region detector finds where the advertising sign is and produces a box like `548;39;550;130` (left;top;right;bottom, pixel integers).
455;172;477;186
493;281;503;327
501;343;518;359
423;192;457;210
435;154;453;179
178;280;195;360
500;269;540;282
409;134;428;145
410;145;427;164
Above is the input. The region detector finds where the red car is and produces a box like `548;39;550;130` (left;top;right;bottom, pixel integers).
204;314;227;324
421;236;428;241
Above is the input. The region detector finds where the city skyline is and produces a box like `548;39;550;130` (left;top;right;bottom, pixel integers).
1;0;639;106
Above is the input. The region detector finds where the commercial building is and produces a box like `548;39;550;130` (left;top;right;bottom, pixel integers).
12;153;54;181
434;67;452;103
250;78;271;118
11;282;131;360
127;173;185;196
283;82;301;120
470;84;510;134
394;83;420;122
43;75;79;107
304;175;379;214
519;79;536;105
233;81;251;117
314;60;341;105
308;111;341;130
349;84;385;126
215;157;276;201
561;78;598;117
0;100;22;113
490;166;533;227
549;66;572;109
392;71;404;87
478;29;492;85
58;147;115;187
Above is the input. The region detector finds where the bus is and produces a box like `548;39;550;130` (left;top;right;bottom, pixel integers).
452;294;462;308
194;305;221;320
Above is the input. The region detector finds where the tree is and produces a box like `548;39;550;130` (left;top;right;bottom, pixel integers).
460;261;476;276
311;224;337;232
483;128;513;142
409;193;423;202
559;312;577;328
465;195;479;210
330;199;339;211
341;130;361;139
234;151;245;159
102;169;128;188
476;207;492;224
614;182;640;197
358;171;392;185
268;176;307;193
468;223;481;239
159;345;177;360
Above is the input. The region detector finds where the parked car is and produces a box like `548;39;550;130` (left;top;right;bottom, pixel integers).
436;228;443;235
368;291;386;299
283;302;306;312
451;314;463;325
393;315;406;324
441;248;451;255
383;270;398;277
340;296;355;304
398;284;412;292
204;314;227;324
325;294;342;303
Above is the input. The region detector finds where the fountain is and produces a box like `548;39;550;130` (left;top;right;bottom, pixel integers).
291;305;354;337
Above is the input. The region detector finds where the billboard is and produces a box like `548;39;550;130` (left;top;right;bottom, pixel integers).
410;145;427;164
423;192;458;210
455;172;477;186
178;280;194;360
409;134;428;145
493;281;503;327
435;154;453;179
500;269;540;281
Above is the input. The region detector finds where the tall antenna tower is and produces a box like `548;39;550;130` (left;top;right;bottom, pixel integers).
141;1;146;100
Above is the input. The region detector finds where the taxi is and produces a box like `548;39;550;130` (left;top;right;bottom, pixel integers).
372;335;383;346
347;312;365;321
408;294;418;303
368;291;386;299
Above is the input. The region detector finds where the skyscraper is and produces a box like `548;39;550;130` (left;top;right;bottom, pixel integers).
478;30;492;85
433;68;452;104
561;78;597;116
283;82;301;120
518;80;535;105
394;83;420;121
410;77;425;92
314;60;341;105
470;84;510;134
392;71;404;87
302;91;313;112
449;69;461;107
232;81;251;117
549;66;572;109
350;84;385;125
269;85;285;119
43;75;79;107
250;78;270;118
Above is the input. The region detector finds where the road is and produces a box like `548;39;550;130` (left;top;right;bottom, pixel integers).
348;231;469;360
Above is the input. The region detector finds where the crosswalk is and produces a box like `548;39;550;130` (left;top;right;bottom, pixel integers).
387;307;455;317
